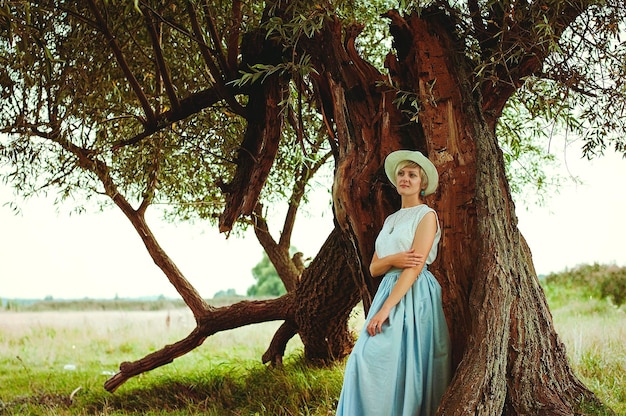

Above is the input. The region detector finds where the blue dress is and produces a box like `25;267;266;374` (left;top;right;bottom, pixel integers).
336;204;451;416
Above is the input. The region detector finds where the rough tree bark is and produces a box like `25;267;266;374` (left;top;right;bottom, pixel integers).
253;188;360;363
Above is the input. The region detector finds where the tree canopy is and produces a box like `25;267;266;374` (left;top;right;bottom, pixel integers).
1;1;624;219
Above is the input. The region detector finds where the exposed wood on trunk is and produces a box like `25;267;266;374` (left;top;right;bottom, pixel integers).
384;9;477;368
218;75;285;232
304;17;410;314
219;31;286;232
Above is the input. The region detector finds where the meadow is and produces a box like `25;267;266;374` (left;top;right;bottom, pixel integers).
1;265;624;415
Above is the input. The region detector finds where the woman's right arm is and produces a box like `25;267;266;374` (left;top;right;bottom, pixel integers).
369;249;424;277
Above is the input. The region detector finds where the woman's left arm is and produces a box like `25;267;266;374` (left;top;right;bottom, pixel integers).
366;211;438;336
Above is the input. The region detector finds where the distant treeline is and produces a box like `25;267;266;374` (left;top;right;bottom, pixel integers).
3;263;624;312
1;293;248;311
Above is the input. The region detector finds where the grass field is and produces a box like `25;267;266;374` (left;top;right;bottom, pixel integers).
0;308;345;415
1;279;624;415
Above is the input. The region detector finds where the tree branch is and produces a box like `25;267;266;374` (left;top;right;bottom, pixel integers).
142;5;181;113
227;0;242;79
262;320;298;366
218;70;286;232
252;204;300;293
110;86;227;149
201;0;230;78
137;135;162;216
279;149;331;249
186;1;246;116
479;1;586;127
86;0;156;127
104;294;294;392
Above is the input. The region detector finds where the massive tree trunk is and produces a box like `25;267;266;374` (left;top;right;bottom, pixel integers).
385;11;601;414
305;10;605;416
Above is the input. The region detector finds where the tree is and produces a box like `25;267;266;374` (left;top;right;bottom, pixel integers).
247;251;292;297
1;1;625;414
213;288;238;298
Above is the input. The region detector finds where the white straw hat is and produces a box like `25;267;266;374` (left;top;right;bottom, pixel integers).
384;150;439;196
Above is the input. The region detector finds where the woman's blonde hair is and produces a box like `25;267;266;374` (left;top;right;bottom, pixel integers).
395;160;429;191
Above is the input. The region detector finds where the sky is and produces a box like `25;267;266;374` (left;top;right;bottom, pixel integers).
1;146;625;300
0;183;334;300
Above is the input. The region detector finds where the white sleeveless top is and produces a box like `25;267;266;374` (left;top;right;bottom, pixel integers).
375;204;441;270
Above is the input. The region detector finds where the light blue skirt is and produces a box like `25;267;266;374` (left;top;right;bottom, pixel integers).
336;268;451;416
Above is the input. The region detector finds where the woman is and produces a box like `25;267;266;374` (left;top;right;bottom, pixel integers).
336;150;451;416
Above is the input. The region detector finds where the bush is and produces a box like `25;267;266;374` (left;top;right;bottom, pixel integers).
599;270;626;307
543;263;626;308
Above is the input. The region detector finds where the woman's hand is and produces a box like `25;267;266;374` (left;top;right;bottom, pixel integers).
367;307;391;336
370;249;425;277
392;249;424;269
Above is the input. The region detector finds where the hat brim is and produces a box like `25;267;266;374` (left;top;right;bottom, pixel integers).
384;150;439;196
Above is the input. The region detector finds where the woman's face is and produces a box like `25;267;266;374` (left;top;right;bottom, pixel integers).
396;166;423;197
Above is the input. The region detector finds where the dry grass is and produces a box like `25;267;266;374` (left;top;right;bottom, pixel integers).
0;308;299;370
0;308;328;415
550;303;626;414
0;298;624;415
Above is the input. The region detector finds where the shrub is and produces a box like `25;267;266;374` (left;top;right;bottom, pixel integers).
543;263;626;308
599;269;626;307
